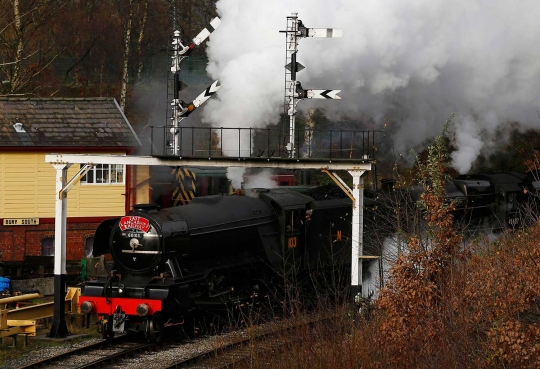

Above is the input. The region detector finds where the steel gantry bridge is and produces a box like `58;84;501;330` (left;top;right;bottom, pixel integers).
45;153;373;337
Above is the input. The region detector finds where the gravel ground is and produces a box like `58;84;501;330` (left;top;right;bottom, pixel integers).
2;337;104;369
1;329;254;369
1;316;300;369
104;333;250;369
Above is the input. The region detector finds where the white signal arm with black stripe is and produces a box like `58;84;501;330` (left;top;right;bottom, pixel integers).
296;19;343;38
304;89;341;99
170;80;221;154
193;17;222;45
176;80;221;118
305;28;343;38
294;81;341;100
171;17;221;73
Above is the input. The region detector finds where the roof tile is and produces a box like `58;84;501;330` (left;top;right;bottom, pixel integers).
0;97;141;148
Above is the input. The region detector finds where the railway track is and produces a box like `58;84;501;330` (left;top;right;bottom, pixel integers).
16;313;333;369
18;335;155;369
160;314;333;369
162;326;302;369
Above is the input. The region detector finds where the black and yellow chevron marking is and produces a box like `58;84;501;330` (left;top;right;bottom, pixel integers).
171;167;197;206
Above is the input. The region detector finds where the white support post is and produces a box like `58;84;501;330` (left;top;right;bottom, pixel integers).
349;170;365;299
54;164;70;274
49;163;71;337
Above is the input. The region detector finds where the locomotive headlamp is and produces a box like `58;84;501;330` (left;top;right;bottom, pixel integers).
80;301;95;314
136;303;152;317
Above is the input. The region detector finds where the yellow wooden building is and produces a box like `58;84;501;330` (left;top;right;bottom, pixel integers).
0;97;148;264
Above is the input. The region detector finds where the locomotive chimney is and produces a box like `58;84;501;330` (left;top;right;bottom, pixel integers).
133;204;161;213
13;122;26;133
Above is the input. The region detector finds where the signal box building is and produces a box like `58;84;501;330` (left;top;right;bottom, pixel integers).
0;97;147;266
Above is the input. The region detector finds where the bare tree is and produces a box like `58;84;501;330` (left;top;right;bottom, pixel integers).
119;0;134;111
135;0;148;84
0;0;66;95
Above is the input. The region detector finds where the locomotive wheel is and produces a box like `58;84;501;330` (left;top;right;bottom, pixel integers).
145;316;163;342
101;316;115;340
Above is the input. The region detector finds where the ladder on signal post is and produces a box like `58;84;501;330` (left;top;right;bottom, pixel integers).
167;18;222;156
280;13;342;158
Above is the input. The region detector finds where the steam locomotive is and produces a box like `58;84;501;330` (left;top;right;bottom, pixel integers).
362;171;540;255
403;171;539;229
79;187;352;341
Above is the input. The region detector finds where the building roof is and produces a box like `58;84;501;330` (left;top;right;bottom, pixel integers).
0;97;141;148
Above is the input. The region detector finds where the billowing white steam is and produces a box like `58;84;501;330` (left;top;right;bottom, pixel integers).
244;169;279;189
204;0;540;173
363;234;404;299
227;167;246;189
227;167;279;190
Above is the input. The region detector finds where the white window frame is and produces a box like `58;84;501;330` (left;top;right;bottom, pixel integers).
81;164;125;185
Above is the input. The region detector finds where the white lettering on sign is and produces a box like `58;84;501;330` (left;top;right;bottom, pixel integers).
118;216;151;233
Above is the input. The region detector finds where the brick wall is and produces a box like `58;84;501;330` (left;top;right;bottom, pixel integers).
0;230;14;261
0;221;100;261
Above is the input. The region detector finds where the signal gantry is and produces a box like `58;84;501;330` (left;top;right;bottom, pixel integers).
168;17;222;156
280;14;342;158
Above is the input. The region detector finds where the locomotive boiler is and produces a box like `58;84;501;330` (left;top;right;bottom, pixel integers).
79;188;352;341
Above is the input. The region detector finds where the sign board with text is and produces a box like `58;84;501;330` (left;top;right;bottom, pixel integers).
3;218;40;226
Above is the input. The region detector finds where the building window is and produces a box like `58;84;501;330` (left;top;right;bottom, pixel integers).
42;238;54;256
81;164;124;184
85;237;94;257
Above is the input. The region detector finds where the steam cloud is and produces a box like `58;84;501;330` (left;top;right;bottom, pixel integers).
203;0;540;173
226;167;279;190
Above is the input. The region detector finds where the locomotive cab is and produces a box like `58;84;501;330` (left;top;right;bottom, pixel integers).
259;189;313;272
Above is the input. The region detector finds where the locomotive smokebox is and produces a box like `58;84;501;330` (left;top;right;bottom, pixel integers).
109;209;189;276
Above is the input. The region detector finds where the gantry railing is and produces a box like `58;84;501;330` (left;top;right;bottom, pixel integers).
150;126;381;161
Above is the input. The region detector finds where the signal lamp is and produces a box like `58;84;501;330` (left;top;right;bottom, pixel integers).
187;104;195;112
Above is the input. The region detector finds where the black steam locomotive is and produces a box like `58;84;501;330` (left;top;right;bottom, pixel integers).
360;171;540;263
402;171;539;229
79;188;352;341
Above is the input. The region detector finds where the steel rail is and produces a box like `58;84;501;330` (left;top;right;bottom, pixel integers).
18;335;153;369
163;314;335;368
